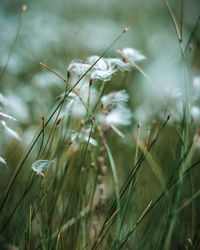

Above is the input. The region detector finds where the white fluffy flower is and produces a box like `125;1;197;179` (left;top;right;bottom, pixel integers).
71;129;97;146
86;56;108;71
32;71;62;88
193;76;200;89
193;76;200;101
31;159;55;174
61;84;98;119
191;106;200;121
91;68;116;81
98;90;131;126
67;60;92;76
0;110;17;121
106;58;132;71
121;47;146;62
101;90;129;106
98;105;132;126
0;156;7;166
0;120;21;141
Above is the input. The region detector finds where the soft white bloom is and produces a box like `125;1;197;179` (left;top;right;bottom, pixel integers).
121;48;146;62
86;56;108;71
71;129;98;146
170;87;182;99
193;76;200;89
191;106;200;120
0;111;17;121
67;60;92;76
101;90;129;106
193;76;200;101
32;71;62;88
61;84;98;119
0;93;9;107
0;120;21;141
106;58;132;71
31;159;55;174
98;105;132;126
87;56;117;81
91;68;116;81
7;93;29;122
69;57;117;82
0;156;7;166
98;90;131;126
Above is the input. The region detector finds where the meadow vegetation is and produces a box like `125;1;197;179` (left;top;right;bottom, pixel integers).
0;0;200;249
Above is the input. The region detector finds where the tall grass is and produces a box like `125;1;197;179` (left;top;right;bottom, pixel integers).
0;1;200;250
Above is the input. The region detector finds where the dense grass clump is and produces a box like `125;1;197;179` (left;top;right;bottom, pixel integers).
0;1;200;249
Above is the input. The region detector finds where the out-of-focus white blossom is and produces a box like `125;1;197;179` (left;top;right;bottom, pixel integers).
86;56;117;81
101;90;129;106
0;120;21;141
61;84;98;119
0;111;17;121
0;93;9;107
121;47;146;62
192;76;200;101
67;60;92;76
86;56;108;71
71;129;97;146
191;106;200;121
0;156;7;166
67;47;145;83
106;58;132;71
32;71;62;88
7;93;29;123
98;90;132;126
32;159;55;174
193;76;200;89
91;68;116;81
98;105;132;126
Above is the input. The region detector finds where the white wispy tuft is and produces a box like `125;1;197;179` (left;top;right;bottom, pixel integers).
67;60;92;76
0;120;21;141
101;90;129;106
191;106;200;121
106;58;132;71
31;159;55;174
193;76;200;88
86;56;108;71
0;111;17;121
0;156;7;166
91;68;116;81
98;105;132;126
121;47;146;62
67;47;145;83
71;128;98;146
0;93;9;106
98;90;132;127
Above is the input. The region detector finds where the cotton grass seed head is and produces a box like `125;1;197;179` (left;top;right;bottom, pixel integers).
91;68;116;82
121;47;146;62
0;120;21;141
31;159;55;175
101;90;129;107
106;58;132;71
86;56;108;71
70;129;98;147
67;60;92;77
0;110;17;121
98;105;132;127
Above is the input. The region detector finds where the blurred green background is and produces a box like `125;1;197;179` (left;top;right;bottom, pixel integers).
0;0;200;249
